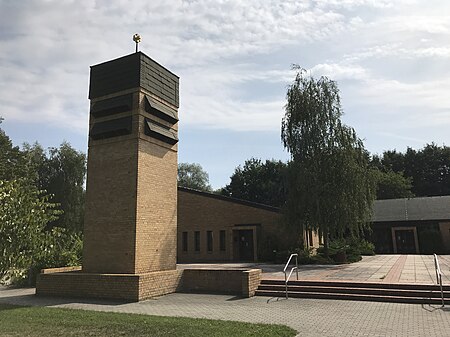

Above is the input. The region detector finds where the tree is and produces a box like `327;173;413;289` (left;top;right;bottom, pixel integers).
22;142;86;233
281;67;376;251
0;179;61;282
374;169;414;199
221;158;287;207
178;162;212;191
1;119;86;233
372;144;450;197
409;144;450;196
0;120;83;284
35;142;86;233
0;118;27;181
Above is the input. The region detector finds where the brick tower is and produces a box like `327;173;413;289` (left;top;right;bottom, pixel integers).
83;52;179;275
36;52;182;301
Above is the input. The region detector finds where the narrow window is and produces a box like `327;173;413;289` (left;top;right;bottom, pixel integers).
207;231;213;252
194;231;200;252
219;230;226;251
182;232;188;252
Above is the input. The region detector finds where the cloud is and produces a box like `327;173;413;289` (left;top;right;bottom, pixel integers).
0;0;450;144
0;0;355;133
310;63;368;80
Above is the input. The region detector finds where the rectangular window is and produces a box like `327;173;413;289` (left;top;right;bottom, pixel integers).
194;231;200;252
182;232;188;252
219;230;226;251
207;231;213;252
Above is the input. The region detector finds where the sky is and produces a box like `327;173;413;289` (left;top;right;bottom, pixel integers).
1;0;450;189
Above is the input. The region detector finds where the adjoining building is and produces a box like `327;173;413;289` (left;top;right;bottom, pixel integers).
177;187;320;263
372;196;450;254
178;189;450;259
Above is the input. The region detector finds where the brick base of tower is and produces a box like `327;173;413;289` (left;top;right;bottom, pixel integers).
35;267;262;301
36;269;183;302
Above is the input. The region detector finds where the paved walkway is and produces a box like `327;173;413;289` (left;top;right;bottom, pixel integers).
2;256;450;336
1;287;449;337
180;254;450;284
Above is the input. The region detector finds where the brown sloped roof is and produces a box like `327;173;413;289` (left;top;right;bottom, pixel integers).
178;186;280;213
373;196;450;222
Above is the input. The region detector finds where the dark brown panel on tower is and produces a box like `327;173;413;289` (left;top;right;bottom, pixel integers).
90;94;133;118
144;95;178;125
144;119;178;145
89;52;179;108
90;116;132;140
89;53;141;99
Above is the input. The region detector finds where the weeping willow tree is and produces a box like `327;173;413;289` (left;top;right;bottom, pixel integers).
281;67;376;252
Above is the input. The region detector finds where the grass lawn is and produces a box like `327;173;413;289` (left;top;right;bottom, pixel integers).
0;304;296;337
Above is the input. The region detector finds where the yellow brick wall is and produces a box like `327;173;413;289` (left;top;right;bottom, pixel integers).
83;89;178;275
178;190;287;262
36;268;260;301
82;137;139;274
135;139;178;273
138;270;183;300
242;269;262;297
36;271;140;301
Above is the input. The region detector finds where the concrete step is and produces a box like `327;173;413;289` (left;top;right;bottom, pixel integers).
257;284;449;299
255;289;450;305
260;279;450;291
256;279;450;305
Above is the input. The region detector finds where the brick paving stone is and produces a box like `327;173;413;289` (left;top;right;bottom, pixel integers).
2;255;450;337
248;255;449;284
1;287;450;337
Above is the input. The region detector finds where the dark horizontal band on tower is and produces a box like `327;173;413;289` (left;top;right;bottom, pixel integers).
145;119;178;145
145;95;178;125
89;116;132;140
90;94;133;118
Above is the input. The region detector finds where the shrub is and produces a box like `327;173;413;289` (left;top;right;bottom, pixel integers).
316;238;374;264
0;179;61;284
25;231;83;286
358;240;375;256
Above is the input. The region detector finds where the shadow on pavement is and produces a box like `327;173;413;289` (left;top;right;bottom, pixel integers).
0;289;128;308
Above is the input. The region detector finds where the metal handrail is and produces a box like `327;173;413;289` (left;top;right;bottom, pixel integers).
433;254;445;307
283;253;299;299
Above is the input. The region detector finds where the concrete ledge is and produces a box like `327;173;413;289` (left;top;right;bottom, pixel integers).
40;266;82;274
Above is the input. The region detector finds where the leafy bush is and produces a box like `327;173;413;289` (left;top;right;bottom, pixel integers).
357;240;375;256
275;247;334;265
24;231;83;286
0;179;61;284
0;179;83;286
316;238;375;264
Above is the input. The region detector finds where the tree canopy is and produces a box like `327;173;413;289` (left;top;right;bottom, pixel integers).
178;162;212;192
0;119;84;284
281;67;376;249
0;119;27;181
22;142;86;233
221;158;287;207
370;144;450;197
373;169;414;200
